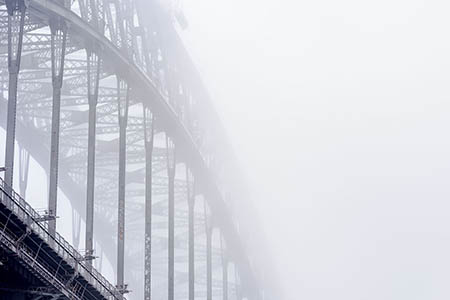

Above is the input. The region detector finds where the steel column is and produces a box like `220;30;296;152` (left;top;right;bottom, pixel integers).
85;49;101;266
48;18;67;236
221;236;228;300
4;0;27;195
203;199;213;300
166;136;176;300
72;209;81;249
143;105;154;300
186;168;195;300
18;146;29;198
206;224;213;300
203;207;213;300
235;269;242;300
116;78;130;293
97;247;104;272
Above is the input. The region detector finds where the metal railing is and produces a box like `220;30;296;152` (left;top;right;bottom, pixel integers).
0;177;123;300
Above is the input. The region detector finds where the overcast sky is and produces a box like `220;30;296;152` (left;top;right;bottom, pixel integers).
182;0;450;299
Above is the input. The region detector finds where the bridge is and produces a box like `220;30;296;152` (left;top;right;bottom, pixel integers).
0;0;279;299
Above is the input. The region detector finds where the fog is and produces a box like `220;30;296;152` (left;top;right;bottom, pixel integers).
1;0;449;299
182;0;450;299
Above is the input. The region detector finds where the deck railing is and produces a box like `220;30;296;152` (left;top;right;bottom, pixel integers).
0;177;123;300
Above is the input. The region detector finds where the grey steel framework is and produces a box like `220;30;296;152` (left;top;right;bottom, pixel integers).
0;0;280;299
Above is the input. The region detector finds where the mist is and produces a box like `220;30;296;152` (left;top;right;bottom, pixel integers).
182;0;450;299
0;0;449;299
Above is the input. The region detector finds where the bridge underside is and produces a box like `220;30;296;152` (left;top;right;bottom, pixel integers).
0;253;59;300
0;252;46;300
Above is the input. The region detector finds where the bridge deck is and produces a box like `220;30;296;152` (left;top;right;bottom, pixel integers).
0;178;123;300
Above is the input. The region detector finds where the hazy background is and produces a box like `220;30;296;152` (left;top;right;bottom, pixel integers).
182;0;450;299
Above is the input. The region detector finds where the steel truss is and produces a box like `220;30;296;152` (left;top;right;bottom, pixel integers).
0;0;274;299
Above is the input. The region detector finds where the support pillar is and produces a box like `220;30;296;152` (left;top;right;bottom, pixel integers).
206;225;213;300
143;105;154;300
186;168;195;300
116;78;129;293
221;236;228;300
18;146;29;198
97;247;103;272
166;136;176;300
235;269;242;300
203;200;213;300
85;49;101;266
4;0;27;195
72;209;81;249
48;18;67;236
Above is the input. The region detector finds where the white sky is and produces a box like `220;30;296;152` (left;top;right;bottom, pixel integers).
182;0;450;299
